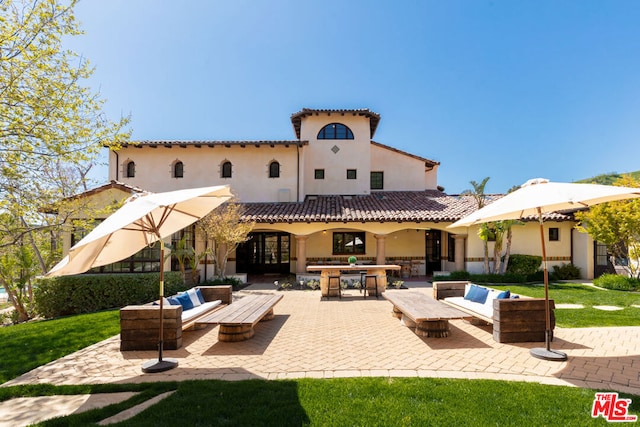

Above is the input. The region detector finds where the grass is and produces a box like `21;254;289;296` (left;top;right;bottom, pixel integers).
2;378;636;426
0;309;120;383
1;283;640;425
488;282;640;327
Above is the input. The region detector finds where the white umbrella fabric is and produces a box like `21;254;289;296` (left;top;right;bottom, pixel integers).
46;185;233;372
448;178;640;361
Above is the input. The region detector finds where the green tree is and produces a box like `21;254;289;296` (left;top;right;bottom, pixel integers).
463;177;491;273
1;0;130;320
576;176;640;278
196;200;255;279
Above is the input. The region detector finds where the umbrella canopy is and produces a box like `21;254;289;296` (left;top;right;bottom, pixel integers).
449;178;640;228
47;185;233;277
448;178;640;361
45;184;233;373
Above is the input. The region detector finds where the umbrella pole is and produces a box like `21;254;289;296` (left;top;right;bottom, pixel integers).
142;239;179;373
530;210;567;362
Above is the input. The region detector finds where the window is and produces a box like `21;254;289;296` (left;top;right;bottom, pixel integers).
126;161;135;178
221;161;232;178
314;169;325;179
269;161;280;178
333;232;365;255
171;225;195;271
174;161;184;178
549;227;559;241
77;220;161;273
347;169;357;179
448;234;456;262
370;171;383;190
317;123;354;139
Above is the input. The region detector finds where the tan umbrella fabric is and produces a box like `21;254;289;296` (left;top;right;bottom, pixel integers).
45;185;233;372
47;185;233;277
449;178;640;228
448;178;640;361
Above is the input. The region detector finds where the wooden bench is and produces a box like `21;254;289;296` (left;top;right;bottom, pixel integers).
196;294;283;342
383;291;471;337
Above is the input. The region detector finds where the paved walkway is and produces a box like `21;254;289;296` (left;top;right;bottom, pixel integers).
2;281;640;425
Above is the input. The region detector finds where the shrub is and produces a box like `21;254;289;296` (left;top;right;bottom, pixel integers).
593;273;640;291
470;273;528;284
432;271;470;281
34;272;186;318
506;254;542;275
552;263;581;280
204;276;244;290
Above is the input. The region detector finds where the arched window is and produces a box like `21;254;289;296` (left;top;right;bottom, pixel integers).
126;161;135;178
173;161;184;178
269;161;280;178
317;123;354;139
221;161;232;178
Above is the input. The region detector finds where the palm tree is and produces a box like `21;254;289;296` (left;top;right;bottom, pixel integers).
463;177;491;273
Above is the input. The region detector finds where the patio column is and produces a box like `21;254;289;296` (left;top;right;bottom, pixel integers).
374;234;387;265
454;235;466;271
295;235;308;274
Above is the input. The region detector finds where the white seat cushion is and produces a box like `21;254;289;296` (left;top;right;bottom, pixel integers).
181;300;222;322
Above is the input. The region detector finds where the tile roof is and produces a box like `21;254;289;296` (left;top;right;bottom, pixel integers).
371;141;440;167
241;191;478;223
240;191;575;224
121;140;307;147
290;108;381;139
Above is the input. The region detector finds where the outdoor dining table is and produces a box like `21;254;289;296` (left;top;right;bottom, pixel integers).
306;264;401;297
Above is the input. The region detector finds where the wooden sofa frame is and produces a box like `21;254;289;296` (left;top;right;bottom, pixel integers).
433;281;555;343
120;285;232;351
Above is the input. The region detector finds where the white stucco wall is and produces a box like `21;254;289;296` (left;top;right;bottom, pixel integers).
299;114;372;195
109;145;300;202
370;145;436;191
462;221;577;275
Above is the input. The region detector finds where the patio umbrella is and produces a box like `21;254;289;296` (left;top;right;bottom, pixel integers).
448;178;640;361
46;185;233;372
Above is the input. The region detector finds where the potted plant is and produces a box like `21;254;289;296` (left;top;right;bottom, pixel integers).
348;256;357;266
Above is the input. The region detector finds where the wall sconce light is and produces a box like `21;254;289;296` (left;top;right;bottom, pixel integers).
322;230;327;235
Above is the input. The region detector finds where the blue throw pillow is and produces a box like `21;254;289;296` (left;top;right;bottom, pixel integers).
175;292;194;311
195;288;205;304
497;290;511;299
167;296;181;306
464;284;480;301
470;286;489;304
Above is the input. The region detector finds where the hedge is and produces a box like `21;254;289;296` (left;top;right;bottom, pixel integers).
593;273;640;291
33;272;188;318
505;254;542;275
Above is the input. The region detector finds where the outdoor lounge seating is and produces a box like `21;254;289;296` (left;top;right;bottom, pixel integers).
119;285;232;351
433;281;554;343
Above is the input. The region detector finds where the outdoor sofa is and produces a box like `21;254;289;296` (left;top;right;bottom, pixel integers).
433;281;554;343
119;285;232;351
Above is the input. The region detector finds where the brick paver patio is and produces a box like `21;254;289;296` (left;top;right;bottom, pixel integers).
4;286;640;396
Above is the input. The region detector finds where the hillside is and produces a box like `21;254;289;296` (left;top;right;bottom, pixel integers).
576;171;640;185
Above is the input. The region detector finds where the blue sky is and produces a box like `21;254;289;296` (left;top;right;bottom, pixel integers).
69;0;640;194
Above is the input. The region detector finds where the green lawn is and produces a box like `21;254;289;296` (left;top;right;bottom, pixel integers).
0;309;120;383
1;378;636;426
1;283;640;425
489;282;640;327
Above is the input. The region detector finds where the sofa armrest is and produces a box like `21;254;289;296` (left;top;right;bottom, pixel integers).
120;304;183;351
432;281;470;300
197;285;232;305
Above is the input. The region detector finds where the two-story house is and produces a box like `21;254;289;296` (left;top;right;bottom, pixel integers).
61;108;599;280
